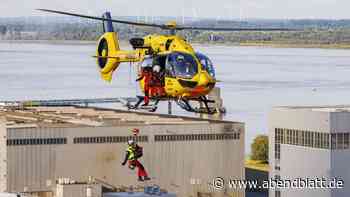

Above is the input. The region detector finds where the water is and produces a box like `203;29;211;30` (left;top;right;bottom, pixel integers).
1;41;350;153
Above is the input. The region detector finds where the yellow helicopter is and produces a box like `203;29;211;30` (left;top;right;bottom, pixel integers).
38;9;292;114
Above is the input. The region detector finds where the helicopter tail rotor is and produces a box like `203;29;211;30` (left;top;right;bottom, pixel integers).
96;32;121;82
95;12;141;82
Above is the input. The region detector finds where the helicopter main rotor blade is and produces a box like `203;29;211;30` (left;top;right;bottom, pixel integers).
177;26;297;31
37;9;299;32
37;9;166;29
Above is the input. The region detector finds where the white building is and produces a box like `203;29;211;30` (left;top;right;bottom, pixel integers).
0;106;245;197
269;106;350;197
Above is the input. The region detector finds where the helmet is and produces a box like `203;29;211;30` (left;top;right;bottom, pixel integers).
127;140;135;146
176;55;185;62
132;128;140;135
153;65;161;73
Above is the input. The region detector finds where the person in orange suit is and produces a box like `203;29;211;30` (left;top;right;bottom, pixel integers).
136;67;152;106
149;65;165;97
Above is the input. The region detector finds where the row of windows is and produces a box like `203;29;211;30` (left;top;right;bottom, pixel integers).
275;128;350;160
154;133;240;142
276;128;350;150
73;136;148;144
6;133;240;146
7;138;67;146
276;128;331;149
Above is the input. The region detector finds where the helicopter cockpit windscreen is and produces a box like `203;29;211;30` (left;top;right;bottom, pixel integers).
195;52;215;78
166;52;198;78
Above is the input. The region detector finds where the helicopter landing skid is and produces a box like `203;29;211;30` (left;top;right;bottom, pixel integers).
126;95;222;114
175;96;217;114
126;96;159;112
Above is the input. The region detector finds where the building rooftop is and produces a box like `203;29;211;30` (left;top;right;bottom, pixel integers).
276;105;350;113
0;106;239;128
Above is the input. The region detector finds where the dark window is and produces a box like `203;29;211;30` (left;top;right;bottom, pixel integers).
310;132;314;147
275;190;281;197
337;133;344;149
325;133;330;149
344;133;349;149
225;134;229;140
180;135;185;141
184;135;189;141
275;144;280;159
331;134;337;150
275;165;281;171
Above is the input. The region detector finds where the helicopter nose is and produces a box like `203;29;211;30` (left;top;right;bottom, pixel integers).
197;71;211;87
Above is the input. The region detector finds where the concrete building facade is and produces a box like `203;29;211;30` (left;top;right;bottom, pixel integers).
0;106;245;197
269;106;350;197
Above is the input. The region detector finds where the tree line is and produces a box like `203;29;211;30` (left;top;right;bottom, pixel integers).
1;18;350;46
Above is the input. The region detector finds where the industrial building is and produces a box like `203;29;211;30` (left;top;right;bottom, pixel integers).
0;106;245;197
269;106;350;197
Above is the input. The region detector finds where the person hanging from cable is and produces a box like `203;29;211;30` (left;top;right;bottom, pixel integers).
121;129;150;182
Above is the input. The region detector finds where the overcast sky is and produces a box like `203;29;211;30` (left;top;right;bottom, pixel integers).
1;0;349;19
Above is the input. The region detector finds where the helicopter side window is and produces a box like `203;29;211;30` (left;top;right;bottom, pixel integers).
166;52;198;79
195;52;215;78
165;59;176;77
141;57;153;68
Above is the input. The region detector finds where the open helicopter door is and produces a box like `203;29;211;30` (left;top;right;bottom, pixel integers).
96;12;121;82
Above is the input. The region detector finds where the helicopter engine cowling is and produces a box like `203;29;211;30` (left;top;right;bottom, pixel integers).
96;32;121;82
129;38;144;49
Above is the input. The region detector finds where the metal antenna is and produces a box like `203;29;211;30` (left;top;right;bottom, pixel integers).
182;8;185;25
129;62;132;85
